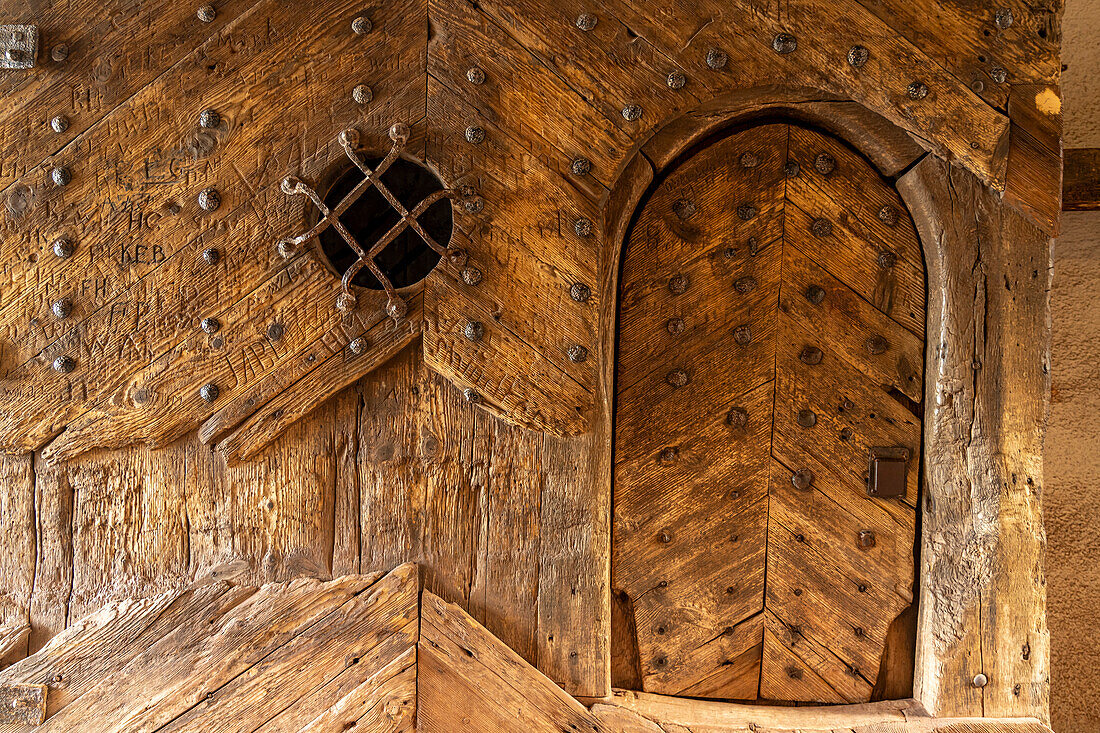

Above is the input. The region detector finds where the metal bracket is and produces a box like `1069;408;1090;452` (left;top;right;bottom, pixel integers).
867;445;911;499
0;25;38;69
276;123;462;321
0;683;46;726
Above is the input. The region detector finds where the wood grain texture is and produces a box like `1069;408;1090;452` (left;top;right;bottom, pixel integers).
1005;85;1063;235
614;122;923;703
0;565;416;733
899;156;1051;723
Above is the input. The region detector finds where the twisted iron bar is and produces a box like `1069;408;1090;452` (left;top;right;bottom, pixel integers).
277;123;459;320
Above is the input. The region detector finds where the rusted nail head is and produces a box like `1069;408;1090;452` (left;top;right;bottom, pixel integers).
772;33;797;54
666;368;689;388
814;153;836;175
566;344;588;363
199;383;220;402
569;282;591;303
847;45;869;67
672;198;696;220
799;345;824;365
791;468;814;491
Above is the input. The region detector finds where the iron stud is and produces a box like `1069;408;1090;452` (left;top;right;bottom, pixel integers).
672;198;696;220
667;317;684;335
772;33;797;54
569;282;591;303
740;152;759;168
466;66;485;84
990;66;1007;84
51;44;69;62
463;196;485;214
666;71;686;89
857;530;876;549
463;388;480;403
791;468;814;491
567;344;588;363
994;8;1013;29
878;204;899;226
668;274;688;294
797;409;817;428
621;104;642;121
385;298;407;320
907;81;929;99
658;527;673;542
51;166;71;186
570;157;592;176
201;317;220;333
51;298;72;319
352;84;373;104
351;15;372;34
737;204;757;220
267;322;284;340
800;346;824;365
726;407;748;428
348;337;367;355
733;325;752;345
865;334;889;355
464;126;485;144
847;45;869;67
575;13;597;31
196;4;215;22
463;321;484;342
52;355;75;373
202;247;220;265
335;292;356;312
50;115;69;133
973;673;989;688
460;267;483;286
804;285;825;304
705;48;728;70
199;383;220;402
666;369;689;388
197;187;220;212
811;218;833;237
573;217;593;237
734;276;757;294
877;250;897;268
52;237;74;258
814;153;836;175
785;160;801;177
198;109;220;129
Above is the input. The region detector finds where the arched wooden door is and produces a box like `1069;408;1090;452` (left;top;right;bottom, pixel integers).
613;122;925;703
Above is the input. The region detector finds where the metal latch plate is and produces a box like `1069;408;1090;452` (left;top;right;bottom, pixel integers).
0;25;38;69
0;683;47;725
867;446;910;499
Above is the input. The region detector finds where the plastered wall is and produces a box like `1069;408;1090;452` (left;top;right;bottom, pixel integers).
1048;0;1100;729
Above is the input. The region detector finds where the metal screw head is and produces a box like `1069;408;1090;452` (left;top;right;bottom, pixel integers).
672;198;696;220
734;276;757;294
666;71;686;89
733;325;752;345
198;187;220;212
737;204;757;221
196;4;216;22
726;407;748;428
878;204;899;226
51;298;72;319
705;48;728;70
53;237;74;258
569;282;591;303
202;247;220;265
201;317;220;333
464;126;485;144
857;530;877;549
877;250;898;269
907;81;929;99
266;323;283;340
51;166;71;186
573;217;593;237
351;15;372;34
994;7;1013;29
275;239;296;259
772;33;797;54
53;355;76;373
799;345;824;365
847;45;869;67
784;160;801;178
50;115;69;133
388;122;410;143
386;298;408;320
797;409;817;428
199;383;220;402
621;104;642;121
666;368;689;388
990;66;1007;84
973;673;989;688
739;152;759;168
466;66;485;84
352;84;373;105
51;44;69;62
575;13;597;31
198;109;220;129
463;321;484;342
570;157;592;177
461;267;483;286
804;285;826;304
668;274;688;295
348;337;367;355
566;344;588;363
335;292;356;312
865;334;889;354
791;468;815;491
667;317;684;335
814;153;836;175
463;196;485;214
463;388;480;403
811;218;833;238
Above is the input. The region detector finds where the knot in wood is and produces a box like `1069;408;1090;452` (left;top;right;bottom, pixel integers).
733;325;752;344
799;345;824;365
621;104;642;121
813;153;835;175
705;48;728;70
666;369;689;388
668;274;689;294
566;344;588;363
672;198;696;220
574;13;597;31
737;204;757;220
847;45;869;67
772;33;797;54
466;66;485;84
570;157;592;176
569;282;591;303
865;334;889;355
734;276;757;293
791;468;814;491
810;218;833;237
666;71;686;89
804;284;826;304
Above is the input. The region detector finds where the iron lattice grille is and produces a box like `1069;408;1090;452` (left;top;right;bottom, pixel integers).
276;123;458;319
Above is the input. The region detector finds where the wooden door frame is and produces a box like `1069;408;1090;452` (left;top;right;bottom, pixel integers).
595;87;1051;726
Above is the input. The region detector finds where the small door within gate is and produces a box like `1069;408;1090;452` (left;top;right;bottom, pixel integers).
612;122;925;703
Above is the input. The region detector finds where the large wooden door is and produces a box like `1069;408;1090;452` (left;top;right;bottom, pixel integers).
613;122;925;703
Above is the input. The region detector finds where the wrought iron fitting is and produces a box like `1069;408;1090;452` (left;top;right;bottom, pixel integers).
51;166;71;186
53;355;76;373
569;282;591;303
51;298;72;319
196;4;216;22
384;297;407;321
772;33;797;54
198;109;220;129
50;115;69;133
726;406;748;428
197;187;220;212
199;383;220;402
348;337;367;355
463;388;480;403
573;217;593;237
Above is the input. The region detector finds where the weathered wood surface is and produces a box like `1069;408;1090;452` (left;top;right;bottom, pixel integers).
0;564;416;732
1062;148;1100;210
1004;85;1062;235
613;122;923;702
0;0;1062;459
899;157;1051;722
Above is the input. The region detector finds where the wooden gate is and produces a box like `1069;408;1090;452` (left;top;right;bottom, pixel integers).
613;122;925;703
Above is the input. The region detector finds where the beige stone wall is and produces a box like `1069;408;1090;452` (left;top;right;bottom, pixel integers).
1049;0;1100;729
